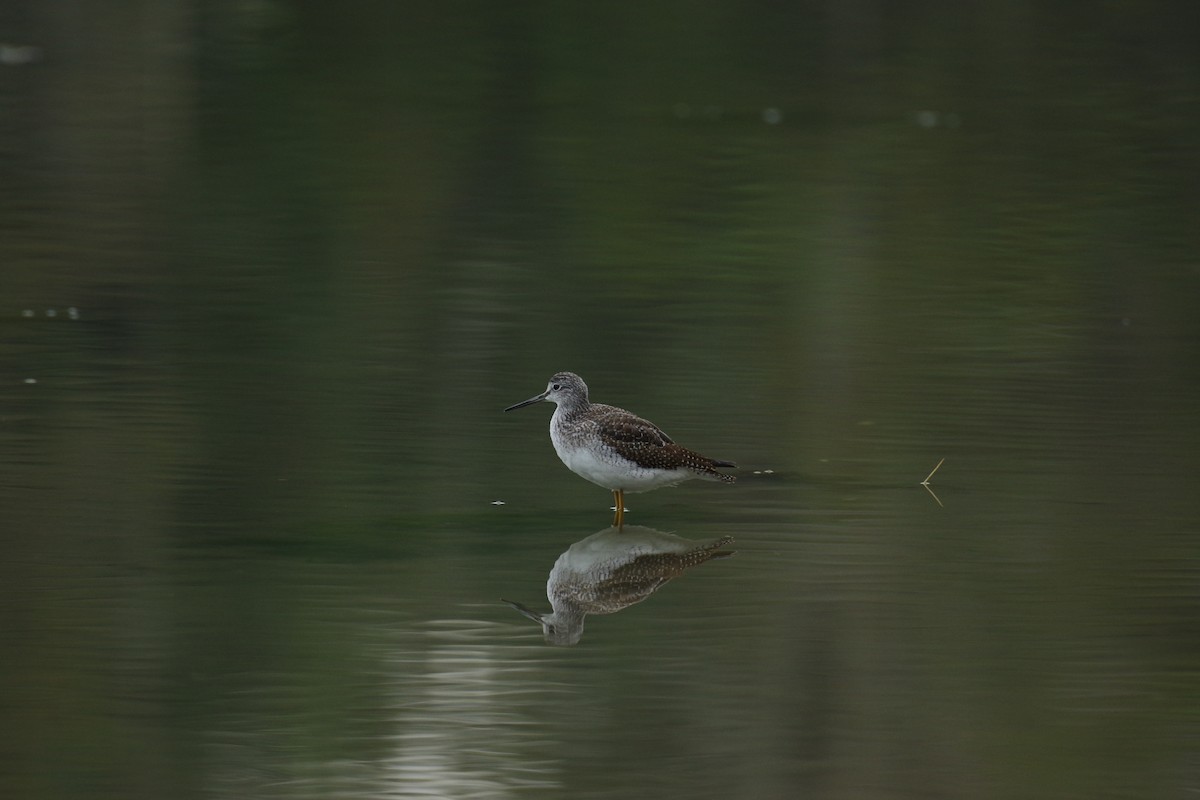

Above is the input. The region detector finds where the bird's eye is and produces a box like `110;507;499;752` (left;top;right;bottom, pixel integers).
552;383;561;390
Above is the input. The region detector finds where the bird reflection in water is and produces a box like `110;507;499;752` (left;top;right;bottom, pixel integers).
502;525;735;646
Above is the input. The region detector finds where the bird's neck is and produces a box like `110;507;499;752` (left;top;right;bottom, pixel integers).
554;398;590;421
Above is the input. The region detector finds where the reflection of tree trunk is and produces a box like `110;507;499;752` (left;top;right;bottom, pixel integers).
5;2;194;295
424;4;572;505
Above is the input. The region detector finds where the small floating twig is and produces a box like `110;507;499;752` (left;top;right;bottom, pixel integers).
921;458;945;507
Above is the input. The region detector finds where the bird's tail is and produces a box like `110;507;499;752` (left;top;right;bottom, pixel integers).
705;459;736;484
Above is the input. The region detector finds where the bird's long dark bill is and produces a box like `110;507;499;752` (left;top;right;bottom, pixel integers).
501;598;545;623
503;392;547;412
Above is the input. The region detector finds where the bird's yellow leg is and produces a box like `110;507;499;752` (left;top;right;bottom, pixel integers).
612;489;624;529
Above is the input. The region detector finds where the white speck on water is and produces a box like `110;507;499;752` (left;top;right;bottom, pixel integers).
22;309;34;318
68;307;80;319
491;500;506;506
914;110;961;129
0;43;42;66
45;309;57;318
24;378;37;384
762;107;782;125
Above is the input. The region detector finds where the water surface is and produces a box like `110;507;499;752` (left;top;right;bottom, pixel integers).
1;3;1197;799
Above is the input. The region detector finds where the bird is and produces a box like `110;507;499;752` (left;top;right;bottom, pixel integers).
503;372;735;526
502;525;735;645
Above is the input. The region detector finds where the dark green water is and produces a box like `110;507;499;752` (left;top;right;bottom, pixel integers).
2;3;1197;798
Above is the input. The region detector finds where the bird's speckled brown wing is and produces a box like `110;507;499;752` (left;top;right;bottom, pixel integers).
589;404;674;447
589;405;735;481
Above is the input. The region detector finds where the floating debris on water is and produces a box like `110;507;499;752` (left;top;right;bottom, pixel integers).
17;307;81;320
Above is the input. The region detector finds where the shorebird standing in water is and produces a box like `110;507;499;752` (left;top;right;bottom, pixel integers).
504;372;735;526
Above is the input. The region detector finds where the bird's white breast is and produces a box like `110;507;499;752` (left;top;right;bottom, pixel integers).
549;410;693;493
